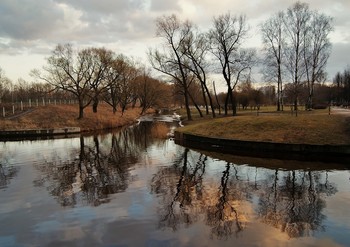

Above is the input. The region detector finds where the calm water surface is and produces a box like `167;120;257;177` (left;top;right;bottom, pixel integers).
0;118;350;247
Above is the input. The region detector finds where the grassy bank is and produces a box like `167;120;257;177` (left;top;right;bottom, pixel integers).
0;104;149;132
177;108;350;145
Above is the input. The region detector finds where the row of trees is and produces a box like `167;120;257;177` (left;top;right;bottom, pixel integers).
31;44;173;118
149;1;334;120
0;69;68;104
0;62;346;119
333;68;350;106
261;1;333;111
149;13;255;120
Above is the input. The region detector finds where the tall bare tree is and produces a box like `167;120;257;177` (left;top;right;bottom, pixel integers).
33;44;95;119
303;11;333;109
261;11;285;111
209;13;249;115
148;15;194;121
283;2;310;111
182;29;216;117
88;47;115;113
103;54;127;114
118;58;139;115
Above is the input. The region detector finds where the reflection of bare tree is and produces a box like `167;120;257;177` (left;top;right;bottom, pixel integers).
152;148;339;240
0;163;19;189
258;170;337;238
152;149;249;239
206;163;246;239
151;148;207;231
33;124;154;207
33;121;170;207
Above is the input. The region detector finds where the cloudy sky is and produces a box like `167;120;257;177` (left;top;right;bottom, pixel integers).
0;0;349;84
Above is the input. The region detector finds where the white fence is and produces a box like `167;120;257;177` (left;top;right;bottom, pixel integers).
1;99;78;118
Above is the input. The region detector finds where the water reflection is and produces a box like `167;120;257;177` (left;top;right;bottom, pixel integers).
0;118;349;246
33;121;172;207
0;164;19;189
0;146;20;189
151;148;340;240
258;170;337;238
151;148;207;231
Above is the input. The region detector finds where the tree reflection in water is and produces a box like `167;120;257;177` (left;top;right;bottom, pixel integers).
151;148;339;240
0;164;19;189
0;146;20;189
33;121;169;207
258;169;337;238
206;162;248;239
151;148;207;231
151;149;249;239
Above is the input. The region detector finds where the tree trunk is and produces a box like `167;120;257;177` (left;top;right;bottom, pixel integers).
188;91;203;118
213;81;221;115
78;105;84;119
184;87;192;121
224;87;230;115
231;92;237;115
201;83;209;115
92;98;98;113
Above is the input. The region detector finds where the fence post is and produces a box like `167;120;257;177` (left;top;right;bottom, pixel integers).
29;99;32;108
12;105;15;115
2;107;5;117
21;101;23;111
36;99;38;107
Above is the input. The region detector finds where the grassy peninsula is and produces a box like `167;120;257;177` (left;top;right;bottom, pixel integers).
177;107;350;145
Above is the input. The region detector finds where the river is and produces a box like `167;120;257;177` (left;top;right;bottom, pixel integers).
0;115;349;246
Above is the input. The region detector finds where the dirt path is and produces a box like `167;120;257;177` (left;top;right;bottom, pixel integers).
331;107;350;116
4;108;36;120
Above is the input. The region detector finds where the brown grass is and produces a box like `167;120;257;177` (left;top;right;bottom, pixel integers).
178;109;350;145
0;104;152;132
151;122;170;139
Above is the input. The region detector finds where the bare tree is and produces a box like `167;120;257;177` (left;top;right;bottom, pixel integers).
303;11;333;109
283;2;310;111
33;44;94;119
182;29;216;117
149;15;194;121
88;47;115;113
261;2;333;112
261;11;285;111
0;67;12;103
103;54;127;114
134;67;172;114
230;48;257;95
118;58;139;115
209;13;249;115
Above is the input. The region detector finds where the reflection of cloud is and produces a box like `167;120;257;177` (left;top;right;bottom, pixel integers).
325;192;350;229
62;226;85;241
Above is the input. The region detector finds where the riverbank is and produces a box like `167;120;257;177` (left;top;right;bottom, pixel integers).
0;104;150;133
174;107;350;162
176;107;350;145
